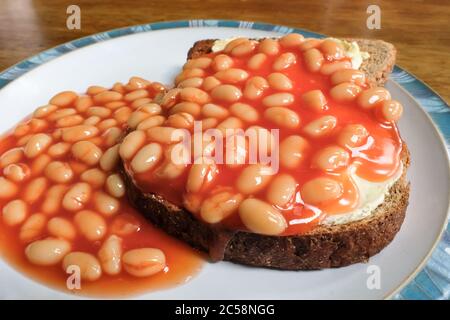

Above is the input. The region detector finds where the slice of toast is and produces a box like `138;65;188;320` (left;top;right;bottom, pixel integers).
120;37;408;269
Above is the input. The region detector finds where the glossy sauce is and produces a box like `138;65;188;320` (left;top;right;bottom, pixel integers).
0;81;204;297
129;38;403;235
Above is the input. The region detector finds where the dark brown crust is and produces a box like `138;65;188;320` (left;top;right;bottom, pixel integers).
120;146;410;270
120;37;407;270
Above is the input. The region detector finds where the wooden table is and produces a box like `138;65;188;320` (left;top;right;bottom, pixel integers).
0;0;448;102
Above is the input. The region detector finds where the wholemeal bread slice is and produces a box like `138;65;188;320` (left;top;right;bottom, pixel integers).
120;37;407;269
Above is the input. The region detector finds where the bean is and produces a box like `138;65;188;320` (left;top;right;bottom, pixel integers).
230;40;256;57
330;69;366;86
200;191;243;223
215;68;249;84
55;114;84;128
186;158;217;193
33;104;58;118
44;161;73;183
202;103;229;119
87;85;108;95
94;146;117;173
303;116;337;138
273;52;296;71
223;38;249;53
266;174;297;206
299;38;322;51
279;135;309;169
110;214;141;236
202;76;221;91
175;68;205;85
184;57;212;69
154;159;187;180
119;130;146;160
75;96;94;112
267;72;293;91
279;33;304;48
103;127;122;147
122;248;166;277
62;125;99;142
320;39;345;60
97;118;118;131
243;76;269;100
236;164;273;194
169;102;201;118
320;60;352;75
124;89;148;102
74;210;106;241
147;126;184;144
131;97;152;109
239;198;287;235
47;217;76;240
17;134;32;146
31;154;51;176
357;87;391;109
301;90;327;112
130;142;162;173
380;100;403;122
98;235;123;276
330;82;362;102
177;77;203;88
50;91;78;107
262;93;294;108
128;76;150;89
47;108;77;121
62;252;102;281
19;213;47;243
160;88;181;109
136;115;165;130
62;182;92;211
41;185;68;214
24;133;52;158
0;147;24;168
303;48;324;72
3;163;30;182
113;106;132;124
211;84;242;102
80;168;107;189
28;118;48;133
71;141;103;166
313;146;350;171
165;112;194;129
94;191;120;216
212;54;233;72
230;103;259;123
264;107;300;129
224;133;248;167
183;193;202;213
93;91;123;104
201;117;219;130
258;38;280;56
23;177;47;204
84;115;101;126
25;239;71;266
87;106;111;118
337;124;369;148
247;53;267;70
2;199;27;226
112;82;126;94
301;177;343;204
217;117;243;135
106;174;125;198
68;161;88;175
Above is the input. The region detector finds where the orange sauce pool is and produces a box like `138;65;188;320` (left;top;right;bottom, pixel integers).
0;79;205;297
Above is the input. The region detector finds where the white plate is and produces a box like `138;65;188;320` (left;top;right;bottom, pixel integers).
0;25;449;300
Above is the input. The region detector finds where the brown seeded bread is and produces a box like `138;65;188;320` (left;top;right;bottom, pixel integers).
119;37;407;269
187;38;397;87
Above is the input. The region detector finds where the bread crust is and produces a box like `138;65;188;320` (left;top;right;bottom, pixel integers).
119;37;407;270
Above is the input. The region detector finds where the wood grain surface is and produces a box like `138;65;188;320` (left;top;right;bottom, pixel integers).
0;0;448;102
